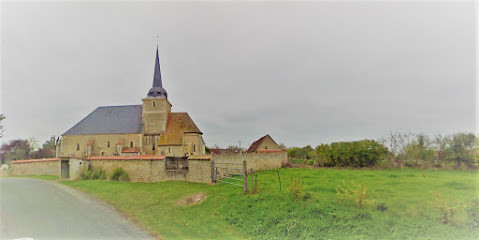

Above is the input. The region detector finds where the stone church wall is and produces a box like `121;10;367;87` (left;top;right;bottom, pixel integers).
60;133;142;157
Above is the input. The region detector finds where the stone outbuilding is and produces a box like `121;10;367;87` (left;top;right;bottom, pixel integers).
247;134;283;153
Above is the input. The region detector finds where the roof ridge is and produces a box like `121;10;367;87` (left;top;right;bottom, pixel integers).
97;104;142;108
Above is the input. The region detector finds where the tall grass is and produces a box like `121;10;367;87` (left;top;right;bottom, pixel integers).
62;168;479;240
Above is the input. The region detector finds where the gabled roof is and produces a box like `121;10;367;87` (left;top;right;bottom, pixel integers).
62;105;143;136
158;112;202;146
247;134;279;153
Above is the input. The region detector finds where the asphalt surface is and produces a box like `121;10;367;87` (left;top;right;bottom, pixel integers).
0;177;155;240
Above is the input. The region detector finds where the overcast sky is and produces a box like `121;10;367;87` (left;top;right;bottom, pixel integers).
1;1;476;148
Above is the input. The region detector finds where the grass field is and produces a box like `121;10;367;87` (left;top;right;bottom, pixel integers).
61;168;479;239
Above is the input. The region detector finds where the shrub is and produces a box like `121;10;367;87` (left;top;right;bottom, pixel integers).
336;181;372;208
466;198;479;229
287;175;305;199
110;167;130;181
80;166;107;180
80;166;92;180
92;168;107;180
430;192;460;225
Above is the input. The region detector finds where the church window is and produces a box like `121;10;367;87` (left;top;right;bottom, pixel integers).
130;141;134;148
193;144;196;152
107;141;110;148
153;101;156;107
152;144;155;150
77;144;80;151
168;147;170;153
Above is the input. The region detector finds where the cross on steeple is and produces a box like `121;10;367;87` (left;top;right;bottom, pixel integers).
147;47;168;98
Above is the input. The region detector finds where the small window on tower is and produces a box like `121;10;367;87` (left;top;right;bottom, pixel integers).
130;141;134;148
152;144;155;150
107;141;110;148
77;144;80;151
193;144;196;152
153;102;156;107
168;147;171;153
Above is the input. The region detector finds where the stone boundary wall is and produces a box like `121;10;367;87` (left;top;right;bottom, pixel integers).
11;158;60;176
87;155;212;183
10;155;213;184
211;152;287;171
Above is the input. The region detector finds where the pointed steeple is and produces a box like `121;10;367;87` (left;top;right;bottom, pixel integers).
147;47;168;98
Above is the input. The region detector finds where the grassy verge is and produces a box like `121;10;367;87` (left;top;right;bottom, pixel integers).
61;168;479;239
11;174;59;180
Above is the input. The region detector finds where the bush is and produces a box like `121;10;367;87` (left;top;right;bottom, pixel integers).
80;166;92;180
430;193;460;225
336;181;372;208
466;198;479;229
80;166;106;180
110;167;130;181
92;168;107;180
321;140;388;168
287;175;305;199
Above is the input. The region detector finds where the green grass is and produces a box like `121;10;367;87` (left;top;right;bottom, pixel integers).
11;174;59;180
61;168;479;239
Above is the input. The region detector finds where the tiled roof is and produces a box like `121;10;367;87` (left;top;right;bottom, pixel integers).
158;112;202;146
188;155;212;160
85;155;165;160
247;134;281;153
121;148;140;153
257;149;283;153
247;135;268;153
11;158;60;164
62;105;143;135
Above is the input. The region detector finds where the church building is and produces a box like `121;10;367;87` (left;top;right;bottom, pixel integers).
57;49;205;158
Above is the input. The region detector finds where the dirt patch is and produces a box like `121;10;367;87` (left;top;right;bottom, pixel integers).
176;193;207;206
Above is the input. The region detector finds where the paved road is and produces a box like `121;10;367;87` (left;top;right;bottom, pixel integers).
0;178;155;240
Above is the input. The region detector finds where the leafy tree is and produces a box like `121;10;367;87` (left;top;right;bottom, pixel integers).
446;133;476;166
0;114;5;139
32;136;56;159
0;139;32;163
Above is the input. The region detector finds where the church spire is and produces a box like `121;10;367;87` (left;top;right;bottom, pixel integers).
147;47;168;98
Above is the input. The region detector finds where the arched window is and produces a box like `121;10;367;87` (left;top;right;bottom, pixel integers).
77;144;80;151
193;144;196;152
153;101;156;107
107;141;110;148
130;141;134;148
152;144;155;150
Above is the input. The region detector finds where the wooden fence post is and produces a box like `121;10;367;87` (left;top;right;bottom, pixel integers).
243;160;247;194
251;168;255;193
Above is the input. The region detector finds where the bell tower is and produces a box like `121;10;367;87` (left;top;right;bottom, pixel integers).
142;48;171;154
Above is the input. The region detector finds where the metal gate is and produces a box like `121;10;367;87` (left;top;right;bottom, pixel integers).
211;160;247;193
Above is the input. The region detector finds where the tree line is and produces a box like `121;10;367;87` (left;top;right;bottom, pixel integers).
287;132;478;169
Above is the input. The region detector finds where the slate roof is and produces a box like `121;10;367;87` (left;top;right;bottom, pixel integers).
158;113;202;146
62;105;143;136
147;48;168;98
